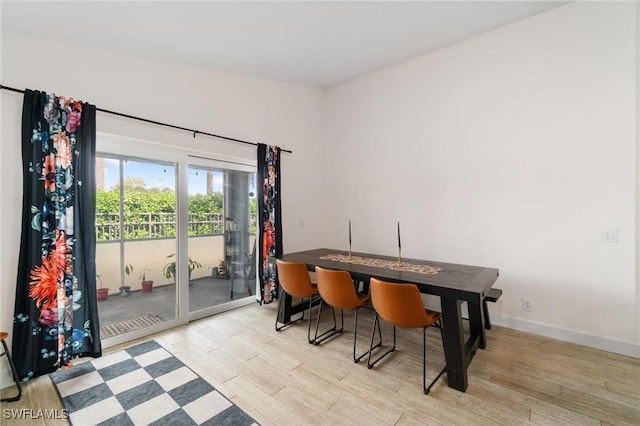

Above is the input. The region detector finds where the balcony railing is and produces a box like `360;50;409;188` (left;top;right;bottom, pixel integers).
96;212;257;241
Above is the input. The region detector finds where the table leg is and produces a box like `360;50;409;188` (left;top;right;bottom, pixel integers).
278;292;293;324
468;300;487;349
440;298;468;392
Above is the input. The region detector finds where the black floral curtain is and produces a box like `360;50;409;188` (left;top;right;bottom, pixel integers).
257;144;282;304
13;89;101;381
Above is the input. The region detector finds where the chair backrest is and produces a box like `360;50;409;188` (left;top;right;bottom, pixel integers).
370;278;431;328
276;260;316;298
315;267;363;310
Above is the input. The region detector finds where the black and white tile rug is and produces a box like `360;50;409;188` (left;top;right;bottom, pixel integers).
50;340;258;425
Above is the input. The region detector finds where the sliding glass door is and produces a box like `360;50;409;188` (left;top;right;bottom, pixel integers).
96;135;257;341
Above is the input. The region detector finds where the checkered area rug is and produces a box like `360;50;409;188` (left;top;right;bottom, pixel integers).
50;340;258;425
100;313;165;339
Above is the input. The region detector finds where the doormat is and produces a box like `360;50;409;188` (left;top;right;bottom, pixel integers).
50;340;259;425
100;313;164;339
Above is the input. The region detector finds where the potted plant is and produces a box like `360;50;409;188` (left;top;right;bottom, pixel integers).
119;263;133;296
163;254;202;282
139;267;154;292
96;274;109;301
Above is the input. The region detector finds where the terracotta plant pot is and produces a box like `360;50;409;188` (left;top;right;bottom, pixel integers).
141;280;154;292
97;288;109;301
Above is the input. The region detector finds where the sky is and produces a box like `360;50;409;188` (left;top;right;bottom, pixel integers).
102;158;224;195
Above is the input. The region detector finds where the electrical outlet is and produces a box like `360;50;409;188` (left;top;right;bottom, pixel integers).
522;298;533;312
600;230;618;242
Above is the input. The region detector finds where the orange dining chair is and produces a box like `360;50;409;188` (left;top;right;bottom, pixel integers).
275;260;338;344
314;267;382;362
367;278;446;395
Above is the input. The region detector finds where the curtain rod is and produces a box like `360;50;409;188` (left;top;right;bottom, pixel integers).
0;84;292;154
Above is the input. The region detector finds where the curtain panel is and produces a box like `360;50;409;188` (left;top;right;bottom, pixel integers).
257;144;282;304
13;89;101;381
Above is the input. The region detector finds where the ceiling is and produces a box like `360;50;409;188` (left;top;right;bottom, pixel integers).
1;1;569;88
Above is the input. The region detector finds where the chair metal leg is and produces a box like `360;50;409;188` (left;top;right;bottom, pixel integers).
306;296;315;343
424;319;447;395
312;300;343;345
0;339;22;402
364;316;445;394
275;287;307;332
353;306;382;363
274;288;325;346
425;366;447;395
367;315;396;369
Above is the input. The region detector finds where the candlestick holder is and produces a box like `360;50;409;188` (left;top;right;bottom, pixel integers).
348;242;353;260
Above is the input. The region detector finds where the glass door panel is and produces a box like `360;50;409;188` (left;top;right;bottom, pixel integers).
188;165;256;314
95;155;177;339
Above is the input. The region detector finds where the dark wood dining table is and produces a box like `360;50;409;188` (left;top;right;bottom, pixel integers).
271;248;499;392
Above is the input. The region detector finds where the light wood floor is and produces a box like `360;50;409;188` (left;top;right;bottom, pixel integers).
2;302;639;425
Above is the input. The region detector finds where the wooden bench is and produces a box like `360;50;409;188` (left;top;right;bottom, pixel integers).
483;288;502;330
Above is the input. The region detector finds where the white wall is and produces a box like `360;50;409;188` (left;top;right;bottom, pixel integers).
0;31;329;380
325;1;639;356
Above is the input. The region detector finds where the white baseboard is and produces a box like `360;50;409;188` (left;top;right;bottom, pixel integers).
492;314;640;358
